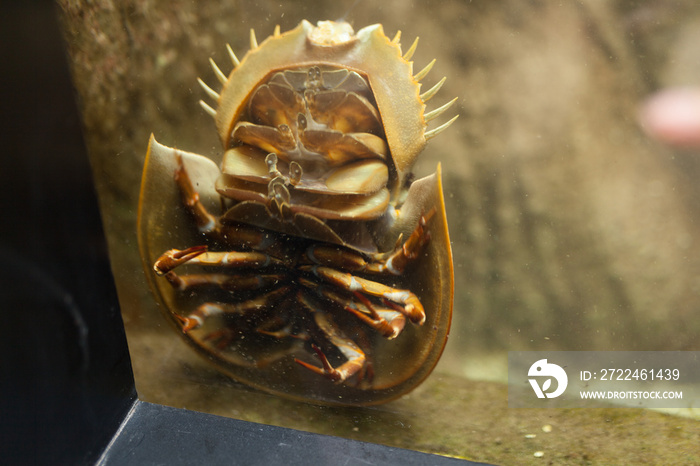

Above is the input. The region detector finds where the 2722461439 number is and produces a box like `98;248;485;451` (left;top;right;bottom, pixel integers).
597;368;680;381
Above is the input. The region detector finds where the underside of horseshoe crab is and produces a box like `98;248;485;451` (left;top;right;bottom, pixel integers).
137;20;456;406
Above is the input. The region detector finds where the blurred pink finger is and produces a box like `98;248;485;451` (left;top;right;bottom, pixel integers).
640;87;700;149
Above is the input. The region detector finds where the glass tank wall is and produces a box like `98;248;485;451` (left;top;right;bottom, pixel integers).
58;0;700;463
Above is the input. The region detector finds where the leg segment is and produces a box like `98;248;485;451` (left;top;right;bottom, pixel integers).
345;291;406;340
295;293;366;383
301;265;426;325
154;245;207;275
175;287;291;331
174;154;288;253
371;208;435;275
154;246;283;275
174;155;218;235
301;209;434;276
163;271;287;292
299;278;406;339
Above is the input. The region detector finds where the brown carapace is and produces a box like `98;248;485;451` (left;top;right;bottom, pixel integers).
137;20;456;405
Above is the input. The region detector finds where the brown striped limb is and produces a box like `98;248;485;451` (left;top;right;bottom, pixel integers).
295;344;364;383
175;287;291;332
175;154;286;252
302;265;426;325
164;271;287;292
300;209;434;278
367;208;434;275
302;244;370;271
256;317;307;340
344;291;406;340
175;154;218;235
154;245;207;275
201;327;238;351
154;246;281;275
299;278;406;339
295;295;366;383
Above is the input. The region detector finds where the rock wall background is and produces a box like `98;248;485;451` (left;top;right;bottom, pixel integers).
54;0;700;462
58;0;700;367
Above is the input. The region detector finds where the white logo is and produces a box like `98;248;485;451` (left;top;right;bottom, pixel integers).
528;359;568;398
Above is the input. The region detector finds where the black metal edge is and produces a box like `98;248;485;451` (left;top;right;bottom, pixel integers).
98;401;485;466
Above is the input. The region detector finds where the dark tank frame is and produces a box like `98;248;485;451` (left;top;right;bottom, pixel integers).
0;2;479;464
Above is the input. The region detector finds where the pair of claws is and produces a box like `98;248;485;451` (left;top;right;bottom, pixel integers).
296;343;367;383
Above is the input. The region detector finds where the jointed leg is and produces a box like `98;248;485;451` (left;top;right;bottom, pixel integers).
295;293;366;383
163;272;287;292
301;265;426;325
299;278;406;339
301;209;434;277
175;287;291;331
370;208;435;275
174;154;287;252
345;291;406;340
174;155;218;235
154;246;283;275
